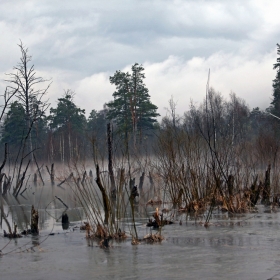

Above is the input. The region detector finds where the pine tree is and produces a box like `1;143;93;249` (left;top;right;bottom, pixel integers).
87;108;107;139
271;44;280;115
48;90;86;134
106;63;159;147
1;101;27;147
48;90;86;161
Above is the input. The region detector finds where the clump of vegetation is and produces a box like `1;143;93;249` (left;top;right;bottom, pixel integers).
143;233;164;243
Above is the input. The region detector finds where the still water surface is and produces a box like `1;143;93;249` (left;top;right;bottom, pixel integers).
1;184;280;280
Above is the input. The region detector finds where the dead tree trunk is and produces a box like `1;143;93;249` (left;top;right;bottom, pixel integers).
107;123;116;222
0;174;5;196
57;172;73;187
95;164;110;224
46;163;55;186
129;185;139;240
117;168;125;219
2;176;11;196
33;154;44;185
139;172;145;197
0;143;8;174
148;171;155;198
107;123;116;200
31;205;39;234
227;174;234;197
81;171;87;186
129;178;136;190
250;175;261;206
262;164;271;205
176;188;184;208
14;160;30;197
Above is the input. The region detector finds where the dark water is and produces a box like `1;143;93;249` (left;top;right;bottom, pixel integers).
1;184;280;279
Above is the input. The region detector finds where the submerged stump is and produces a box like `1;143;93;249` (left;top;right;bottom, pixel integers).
31;205;39;235
62;213;69;230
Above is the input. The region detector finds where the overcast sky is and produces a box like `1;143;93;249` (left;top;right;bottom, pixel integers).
0;0;279;118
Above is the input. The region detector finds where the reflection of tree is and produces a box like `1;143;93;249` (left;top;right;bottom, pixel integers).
0;182;85;234
1;195;29;232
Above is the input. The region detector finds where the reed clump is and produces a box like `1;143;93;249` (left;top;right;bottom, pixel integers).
143;233;164;243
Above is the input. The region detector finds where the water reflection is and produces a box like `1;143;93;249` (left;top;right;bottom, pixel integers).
0;182;85;234
2;178;280;279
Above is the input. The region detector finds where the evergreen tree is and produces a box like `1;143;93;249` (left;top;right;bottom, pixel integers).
106;63;159;146
1;100;48;159
48;90;86;161
87;108;107;138
87;108;108;154
1;101;27;147
48;91;86;134
271;43;280;115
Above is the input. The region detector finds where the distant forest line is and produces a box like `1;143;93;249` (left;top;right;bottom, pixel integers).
1;42;280;166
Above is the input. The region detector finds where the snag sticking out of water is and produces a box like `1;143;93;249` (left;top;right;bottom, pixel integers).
3;222;22;238
62;213;69;230
99;238;110;248
31;205;39;235
3;206;40;238
146;207;173;228
131;237;140;245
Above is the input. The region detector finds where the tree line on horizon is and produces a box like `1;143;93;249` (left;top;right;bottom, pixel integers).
0;43;160;162
1;42;280;165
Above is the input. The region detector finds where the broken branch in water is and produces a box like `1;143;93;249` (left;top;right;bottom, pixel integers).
55;196;68;209
57;172;73;187
33;154;44;185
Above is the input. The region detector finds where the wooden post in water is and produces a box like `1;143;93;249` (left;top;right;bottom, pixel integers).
148;171;155;198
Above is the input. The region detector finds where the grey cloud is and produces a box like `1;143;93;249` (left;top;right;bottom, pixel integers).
0;0;265;71
0;0;279;115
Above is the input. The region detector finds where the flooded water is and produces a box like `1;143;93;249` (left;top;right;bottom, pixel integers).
1;183;280;279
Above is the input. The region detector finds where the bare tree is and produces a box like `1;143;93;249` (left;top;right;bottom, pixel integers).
0;86;18;163
5;41;51;162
